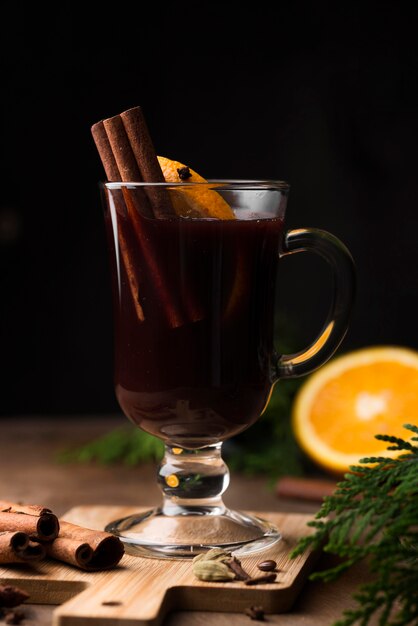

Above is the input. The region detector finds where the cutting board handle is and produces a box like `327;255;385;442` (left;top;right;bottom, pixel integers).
53;570;170;625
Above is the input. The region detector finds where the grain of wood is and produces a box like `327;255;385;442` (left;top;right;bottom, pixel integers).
0;506;319;626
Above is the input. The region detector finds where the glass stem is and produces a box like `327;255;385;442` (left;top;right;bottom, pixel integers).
158;444;230;516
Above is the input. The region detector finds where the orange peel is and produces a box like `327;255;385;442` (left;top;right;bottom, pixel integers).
157;156;235;220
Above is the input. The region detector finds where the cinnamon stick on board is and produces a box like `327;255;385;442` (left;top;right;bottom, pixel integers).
44;521;124;571
0;502;59;542
0;531;46;564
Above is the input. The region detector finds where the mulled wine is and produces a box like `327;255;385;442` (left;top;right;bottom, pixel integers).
107;209;284;449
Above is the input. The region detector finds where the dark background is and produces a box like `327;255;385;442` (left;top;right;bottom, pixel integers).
1;4;417;415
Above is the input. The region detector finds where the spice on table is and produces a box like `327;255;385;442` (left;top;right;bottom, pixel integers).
193;548;229;562
193;560;235;581
193;548;279;585
225;556;251;581
0;500;59;542
245;573;277;586
0;531;45;564
4;608;26;624
244;605;265;621
0;585;29;609
0;500;124;571
44;520;125;571
193;548;252;582
257;559;277;572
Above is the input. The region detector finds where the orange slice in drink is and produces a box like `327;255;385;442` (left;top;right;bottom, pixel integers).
157;156;235;220
292;346;418;474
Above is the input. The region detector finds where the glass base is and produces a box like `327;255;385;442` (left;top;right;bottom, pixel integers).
105;506;281;559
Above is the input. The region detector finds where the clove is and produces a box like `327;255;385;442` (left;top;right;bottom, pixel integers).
225;556;251;581
4;609;26;624
244;605;265;621
245;573;277;586
0;585;29;608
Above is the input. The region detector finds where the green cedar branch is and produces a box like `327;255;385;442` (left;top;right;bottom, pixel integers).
291;423;418;626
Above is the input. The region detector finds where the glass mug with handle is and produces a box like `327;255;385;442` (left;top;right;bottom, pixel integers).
102;180;355;558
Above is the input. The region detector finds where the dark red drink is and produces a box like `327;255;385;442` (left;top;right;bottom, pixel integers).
106;203;283;449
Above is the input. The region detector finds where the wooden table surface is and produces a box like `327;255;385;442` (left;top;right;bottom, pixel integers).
0;417;369;625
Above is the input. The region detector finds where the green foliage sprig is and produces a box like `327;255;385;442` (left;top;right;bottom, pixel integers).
59;382;308;477
291;423;418;626
58;427;164;465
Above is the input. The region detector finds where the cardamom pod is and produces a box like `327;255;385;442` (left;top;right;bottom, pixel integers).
193;560;235;581
193;548;230;563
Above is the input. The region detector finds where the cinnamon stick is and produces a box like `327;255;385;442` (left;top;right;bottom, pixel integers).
276;476;337;502
102;114;154;219
92;113;186;328
91;121;122;183
122;108;203;322
122;190;185;327
0;502;124;571
92;121;145;322
0;502;59;541
120;106;172;218
0;531;46;564
44;521;124;571
0;502;52;517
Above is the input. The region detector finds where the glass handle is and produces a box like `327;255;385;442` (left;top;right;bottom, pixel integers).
275;228;355;379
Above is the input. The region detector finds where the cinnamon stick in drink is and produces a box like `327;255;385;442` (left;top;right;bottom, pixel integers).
91;121;145;322
0;502;59;542
102;114;154;219
91;121;123;186
120;106;172;218
44;521;124;571
92;112;186;328
121;189;185;327
0;531;46;564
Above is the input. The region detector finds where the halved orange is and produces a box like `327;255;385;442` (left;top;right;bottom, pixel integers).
292;346;418;474
157;156;236;220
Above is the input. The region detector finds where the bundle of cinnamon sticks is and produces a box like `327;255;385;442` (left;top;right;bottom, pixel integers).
0;501;124;571
92;106;202;328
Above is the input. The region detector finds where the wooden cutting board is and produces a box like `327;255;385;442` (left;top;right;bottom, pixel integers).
0;506;319;625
